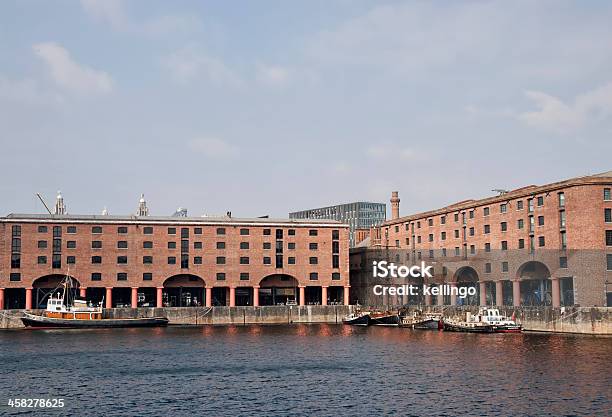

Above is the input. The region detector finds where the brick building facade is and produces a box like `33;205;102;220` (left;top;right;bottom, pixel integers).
350;172;612;307
0;214;350;310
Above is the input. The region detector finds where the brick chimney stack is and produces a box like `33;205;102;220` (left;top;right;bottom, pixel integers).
390;191;400;220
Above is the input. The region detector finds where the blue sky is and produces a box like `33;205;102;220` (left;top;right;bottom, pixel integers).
1;0;611;218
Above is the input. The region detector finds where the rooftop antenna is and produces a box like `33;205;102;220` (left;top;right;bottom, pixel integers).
492;189;509;196
36;193;52;214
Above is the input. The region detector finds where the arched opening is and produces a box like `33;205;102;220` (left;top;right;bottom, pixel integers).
454;267;479;306
258;274;299;306
517;261;552;306
163;274;205;307
33;275;80;309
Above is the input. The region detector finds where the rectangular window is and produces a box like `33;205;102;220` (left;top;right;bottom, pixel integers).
560;211;567;228
485;263;491;273
91;273;101;281
52;254;61;269
309;242;318;250
518;219;524;229
52;238;61;252
454;213;459;222
441;232;446;240
309;230;318;236
309;272;318;281
501;222;507;232
217;228;226;235
181;254;189;269
483;207;490;216
501;241;508;250
606;230;612;246
65;240;76;249
500;203;507;213
454;230;459;238
118;226;128;234
117;241;128;249
38;226;48;233
168;256;176;265
143;273;153;281
605;208;612;223
143;241;153;249
518;239;525;249
442;248;447;257
92;256;102;264
558;192;565;207
484;242;491;252
538;216;544;226
240;228;249;235
92;226;102;234
395;240;400;248
168;227;176;235
332;229;339;239
238;242;249;250
454;247;460;256
417;236;422;243
263;257;271;265
37;256;47;264
181;228;189;239
276;229;283;239
539;236;546;247
502;261;509;272
605;188;612;201
66;256;75;264
469;227;474;236
288;257;296;265
117;273;127;281
332;272;341;280
216;242;225;249
143;226;153;235
53;226;61;237
560;257;568;269
529;216;535;232
428;218;433;227
517;200;523;210
528;198;534;212
10;272;21;282
607;254;612;271
263;228;271;236
287;242;295;250
168;242;177;249
240;256;249;265
90;240;102;249
417;221;421;228
38;240;47;249
143;256;153;264
117;256;128;264
309;257;318;265
194;241;203;249
240;272;250;280
194;227;202;235
537;196;544;206
484;225;490;234
194;256;202;265
216;256;226;265
470;245;475;254
560;231;567;249
428;234;434;242
469;210;474;219
181;240;189;252
216;273;226;281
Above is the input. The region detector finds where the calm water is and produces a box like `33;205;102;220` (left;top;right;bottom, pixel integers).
0;325;610;416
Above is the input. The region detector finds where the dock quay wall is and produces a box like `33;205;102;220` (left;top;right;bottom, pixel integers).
2;306;610;334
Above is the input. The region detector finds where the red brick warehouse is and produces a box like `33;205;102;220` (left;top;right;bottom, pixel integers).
351;171;612;307
0;196;350;310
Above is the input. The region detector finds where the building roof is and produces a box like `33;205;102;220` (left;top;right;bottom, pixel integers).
1;213;346;227
383;170;612;226
289;201;386;214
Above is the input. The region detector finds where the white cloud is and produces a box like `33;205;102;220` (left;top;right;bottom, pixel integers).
518;82;612;133
256;64;290;87
0;75;64;106
162;45;243;87
32;42;113;95
188;137;239;159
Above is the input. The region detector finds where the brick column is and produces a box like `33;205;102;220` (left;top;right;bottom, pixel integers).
321;286;328;306
479;282;486;306
229;287;236;307
512;280;521;307
551;278;560;308
253;286;259;307
299;286;305;306
25;287;33;310
0;288;4;310
205;287;212;307
495;281;503;306
156;287;163;307
79;287;86;298
131;287;138;308
343;285;350;306
425;292;431;306
450;283;457;306
105;287;113;309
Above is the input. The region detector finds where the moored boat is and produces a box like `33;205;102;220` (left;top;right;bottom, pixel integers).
342;312;371;326
399;311;443;329
369;311;400;326
442;308;522;333
21;274;169;329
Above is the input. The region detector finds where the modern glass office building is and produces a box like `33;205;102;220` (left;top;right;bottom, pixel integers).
290;202;386;247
